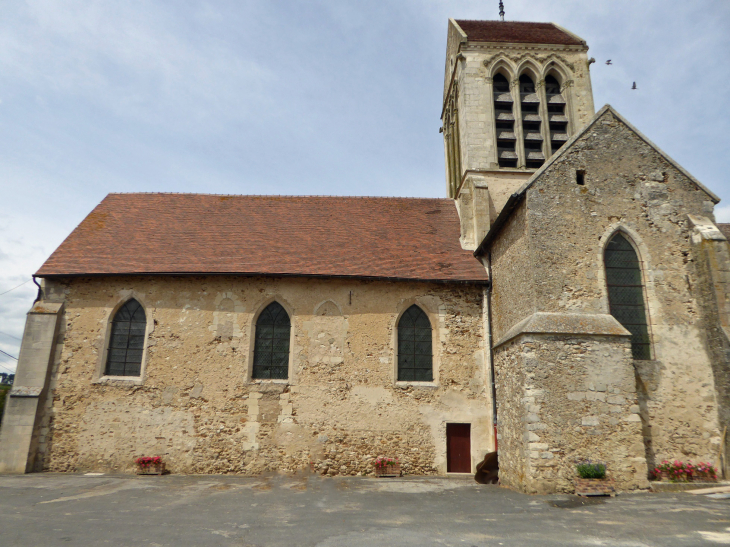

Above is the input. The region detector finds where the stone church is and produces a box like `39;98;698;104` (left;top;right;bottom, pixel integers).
2;18;728;494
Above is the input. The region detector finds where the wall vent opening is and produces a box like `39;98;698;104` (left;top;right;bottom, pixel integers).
576;170;585;185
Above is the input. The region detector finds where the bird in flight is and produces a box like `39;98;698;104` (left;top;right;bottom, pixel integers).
631;82;637;90
605;60;612;65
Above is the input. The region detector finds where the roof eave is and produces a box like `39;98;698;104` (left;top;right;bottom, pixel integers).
35;270;490;286
462;40;587;50
549;22;588;47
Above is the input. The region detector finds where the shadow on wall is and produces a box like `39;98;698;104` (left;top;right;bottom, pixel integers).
634;359;665;477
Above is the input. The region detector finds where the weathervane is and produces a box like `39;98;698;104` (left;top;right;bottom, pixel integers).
499;0;505;21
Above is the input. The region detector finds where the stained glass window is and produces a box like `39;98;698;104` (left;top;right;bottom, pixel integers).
252;302;290;379
605;233;652;360
105;299;146;376
398;305;433;382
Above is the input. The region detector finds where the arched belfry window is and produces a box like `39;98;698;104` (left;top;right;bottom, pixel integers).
105;299;147;376
604;233;651;360
519;74;544;169
545;75;569;155
493;73;517;168
252;302;291;379
397;305;433;382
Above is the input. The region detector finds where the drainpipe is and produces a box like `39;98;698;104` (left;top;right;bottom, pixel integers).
32;276;42;303
483;253;498;452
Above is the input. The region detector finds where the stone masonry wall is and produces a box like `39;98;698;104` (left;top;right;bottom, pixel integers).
689;223;730;475
494;334;648;494
490;201;534;342
521;109;723;469
37;276;492;476
455;42;594;174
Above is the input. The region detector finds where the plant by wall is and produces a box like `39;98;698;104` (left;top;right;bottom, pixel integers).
653;460;717;482
576;462;606;479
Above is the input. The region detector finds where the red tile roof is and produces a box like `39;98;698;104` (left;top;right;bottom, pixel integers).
36;194;488;284
455;20;584;46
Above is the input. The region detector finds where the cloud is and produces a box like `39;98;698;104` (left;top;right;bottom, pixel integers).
0;1;276;133
0;0;728;373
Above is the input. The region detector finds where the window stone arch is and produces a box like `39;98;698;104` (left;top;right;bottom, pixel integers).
104;298;147;377
397;305;433;382
604;232;652;360
252;301;291;379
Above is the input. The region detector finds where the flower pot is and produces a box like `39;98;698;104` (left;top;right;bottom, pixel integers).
574;478;615;497
375;464;401;478
136;462;167;475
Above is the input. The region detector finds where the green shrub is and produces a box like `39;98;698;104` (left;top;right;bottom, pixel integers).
576;462;606;479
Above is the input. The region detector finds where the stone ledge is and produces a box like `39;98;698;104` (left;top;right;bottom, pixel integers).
494;312;631;348
688;214;727;242
8;386;42;398
650;481;729;493
28;302;63;315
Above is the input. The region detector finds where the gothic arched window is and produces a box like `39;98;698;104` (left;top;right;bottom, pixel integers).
493;73;517;168
252;302;291;379
105;299;147;376
545;74;569;155
397;305;433;382
519;73;545;169
604;233;652;360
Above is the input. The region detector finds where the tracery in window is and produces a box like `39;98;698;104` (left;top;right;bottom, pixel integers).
519;74;545;169
252;302;291;379
604;233;652;360
545;74;569;155
397;305;433;382
105;299;146;377
493;73;517;168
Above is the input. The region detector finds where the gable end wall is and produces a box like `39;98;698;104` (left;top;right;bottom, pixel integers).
521;110;723;472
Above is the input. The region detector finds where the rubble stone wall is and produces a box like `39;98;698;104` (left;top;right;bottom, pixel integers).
490;202;534;342
37;276;492;476
494;334;648;493
489;108;724;489
522;110;723;468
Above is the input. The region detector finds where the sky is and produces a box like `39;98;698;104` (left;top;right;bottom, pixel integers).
0;0;728;374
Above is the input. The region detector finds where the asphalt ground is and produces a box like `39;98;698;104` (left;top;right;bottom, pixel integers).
1;473;729;546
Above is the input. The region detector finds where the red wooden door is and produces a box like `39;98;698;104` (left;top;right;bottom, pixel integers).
446;423;471;473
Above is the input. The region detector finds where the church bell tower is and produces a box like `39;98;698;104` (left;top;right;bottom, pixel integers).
442;18;595;249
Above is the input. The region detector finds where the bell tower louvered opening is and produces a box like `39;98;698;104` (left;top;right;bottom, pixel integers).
545;75;569;155
519;74;544;169
493;73;517;168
